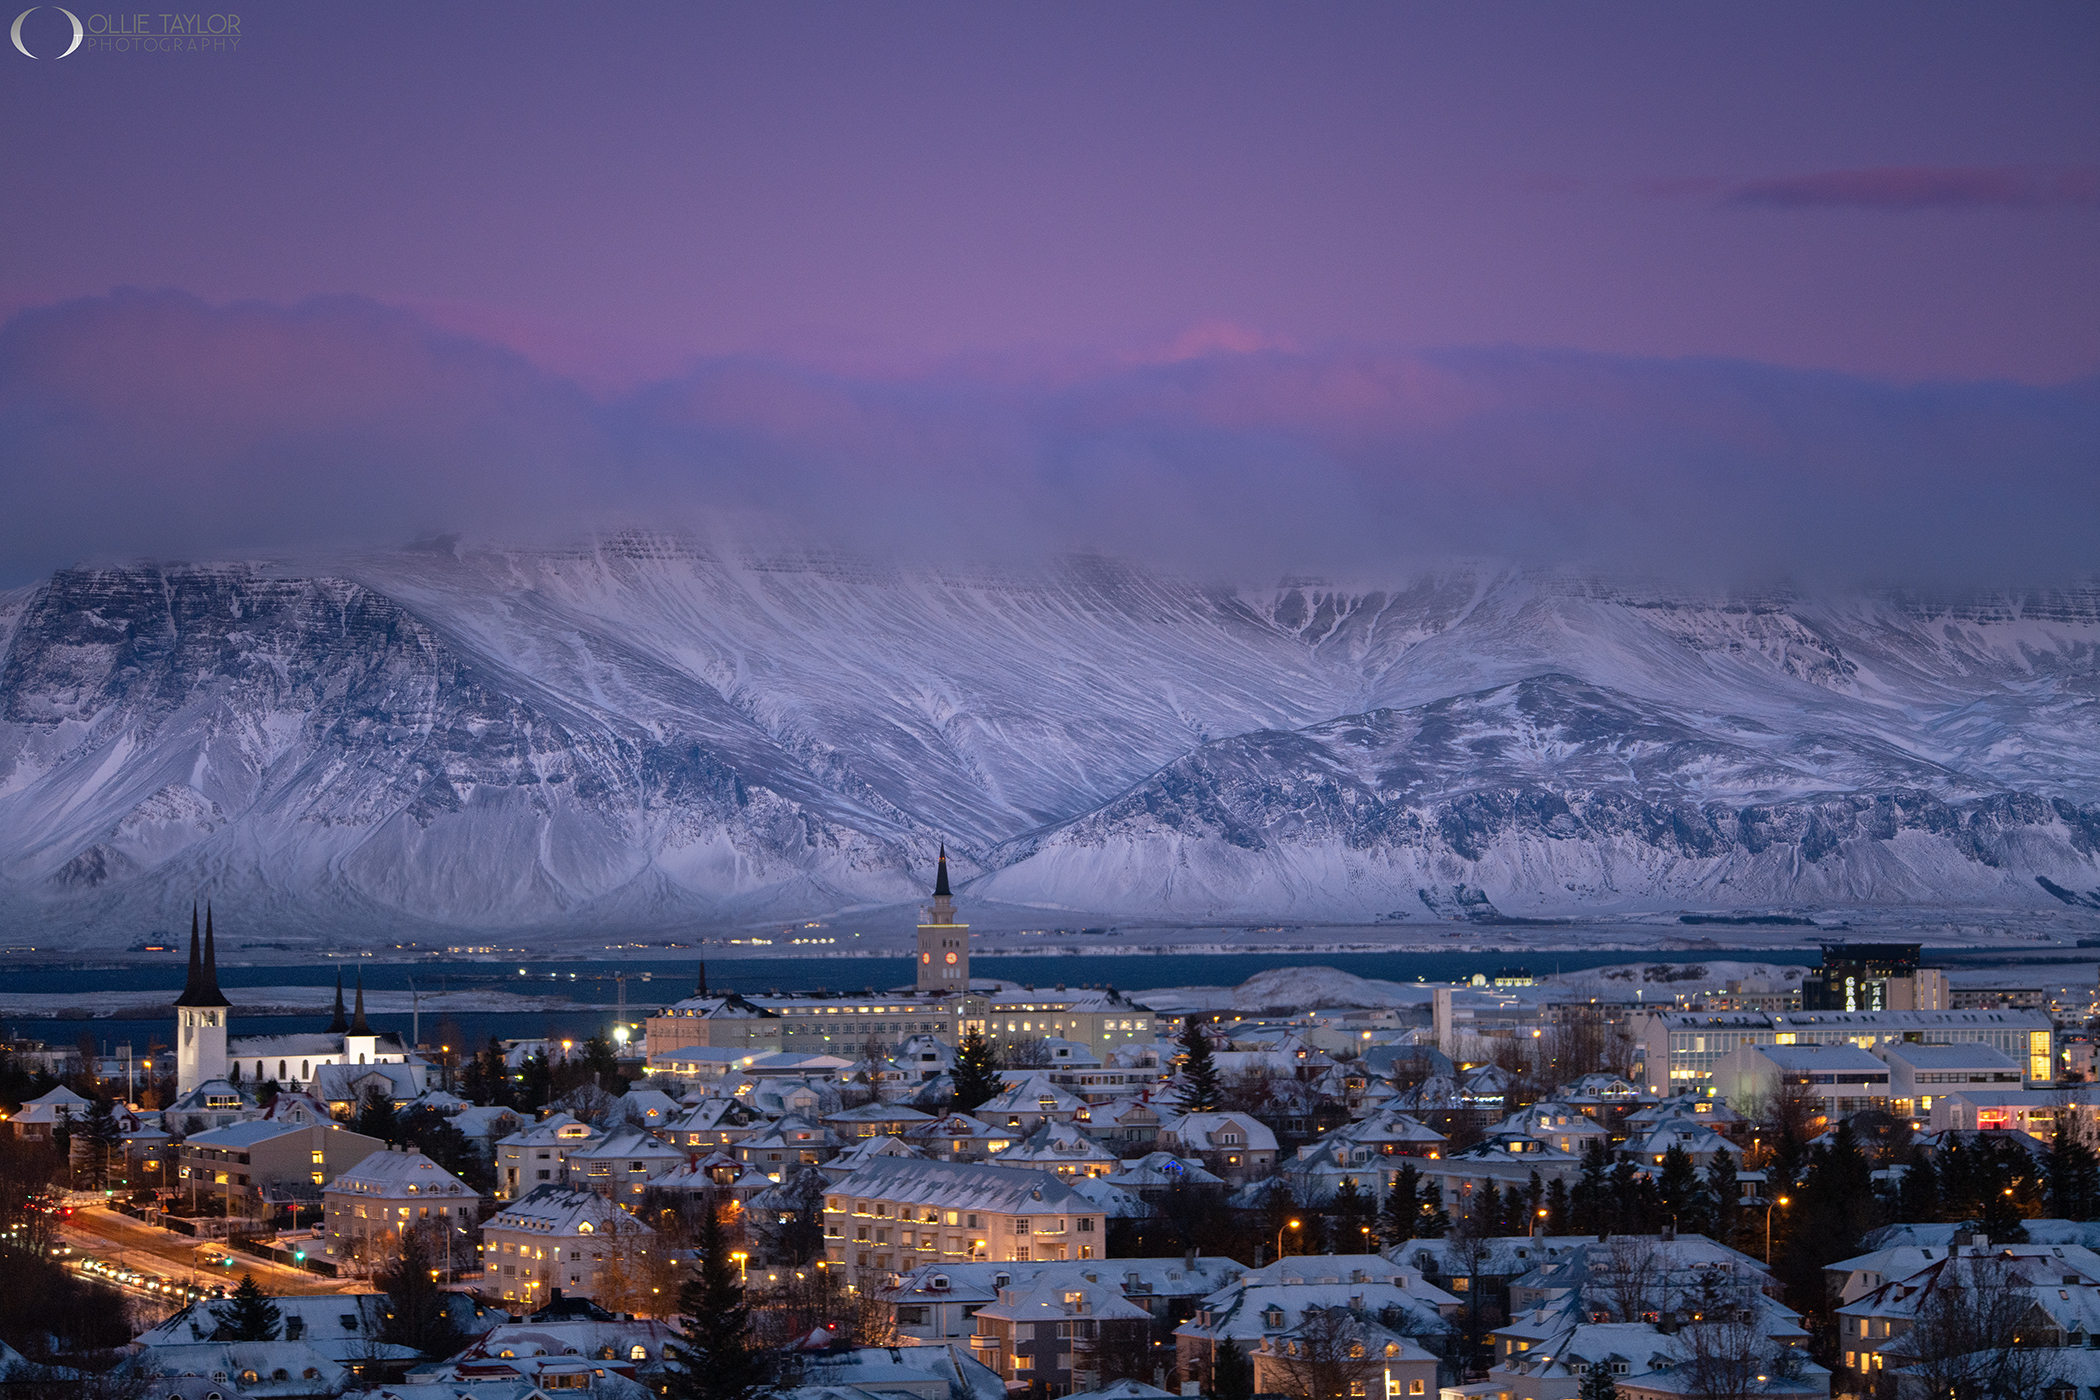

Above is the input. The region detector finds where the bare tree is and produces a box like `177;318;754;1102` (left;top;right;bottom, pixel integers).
1001;1037;1052;1070
748;1263;897;1348
1677;1319;1775;1400
1890;1253;2064;1400
591;1215;680;1317
1077;1318;1158;1389
1263;1306;1385;1400
1586;1236;1669;1324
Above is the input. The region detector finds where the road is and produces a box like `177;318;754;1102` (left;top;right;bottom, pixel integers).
60;1205;355;1297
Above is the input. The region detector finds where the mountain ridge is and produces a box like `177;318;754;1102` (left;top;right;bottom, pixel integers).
2;539;2097;945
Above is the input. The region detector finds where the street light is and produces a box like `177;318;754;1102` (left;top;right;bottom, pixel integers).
731;1250;748;1281
1532;1207;1548;1238
1765;1195;1790;1263
1276;1218;1300;1262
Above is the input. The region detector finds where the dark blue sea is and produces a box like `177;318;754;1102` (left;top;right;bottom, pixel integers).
9;944;2058;1058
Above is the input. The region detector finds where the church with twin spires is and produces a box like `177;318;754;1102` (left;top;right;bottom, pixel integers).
170;904;414;1099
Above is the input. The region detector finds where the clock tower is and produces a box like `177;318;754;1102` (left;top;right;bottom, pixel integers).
916;845;969;993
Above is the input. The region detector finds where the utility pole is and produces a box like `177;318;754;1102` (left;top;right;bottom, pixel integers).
409;977;421;1050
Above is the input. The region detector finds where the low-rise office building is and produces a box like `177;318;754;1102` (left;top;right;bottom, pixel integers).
176;1118;385;1217
1634;1008;2051;1095
1706;1043;1890;1123
1871;1042;2025;1120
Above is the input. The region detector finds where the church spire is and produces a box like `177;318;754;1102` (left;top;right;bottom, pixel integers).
350;970;371;1035
933;843;951;898
176;901;230;1009
327;971;349;1034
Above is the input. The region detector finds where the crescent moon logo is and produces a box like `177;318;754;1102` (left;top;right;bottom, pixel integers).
11;6;82;58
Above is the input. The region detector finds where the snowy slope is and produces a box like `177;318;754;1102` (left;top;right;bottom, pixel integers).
1;538;2097;943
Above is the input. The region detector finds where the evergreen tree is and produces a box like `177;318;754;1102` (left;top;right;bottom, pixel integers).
1895;1155;1939;1223
582;1035;624;1092
1608;1156;1653;1234
949;1026;1005;1111
1418;1182;1450;1238
1379;1163;1422;1248
1213;1335;1254;1400
400;1107;491;1194
520;1050;555;1111
2050;1119;2100;1222
377;1224;464;1357
354;1084;400;1143
463;1036;513;1107
1175;1015;1224;1113
1571;1139;1613;1235
667;1202;771;1400
1472;1179;1504;1236
219;1274;281;1342
1980;1177;2029;1241
78;1098;123;1189
1703;1150;1739;1245
1577;1361;1619;1400
1655;1145;1706;1236
1544;1177;1571;1235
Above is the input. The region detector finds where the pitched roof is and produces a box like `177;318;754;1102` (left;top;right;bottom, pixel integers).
830;1157;1087;1214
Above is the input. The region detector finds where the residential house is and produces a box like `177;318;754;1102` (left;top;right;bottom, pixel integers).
1155;1112;1278;1185
495;1114;601;1200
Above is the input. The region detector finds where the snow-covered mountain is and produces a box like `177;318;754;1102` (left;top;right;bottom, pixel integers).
2;535;2098;944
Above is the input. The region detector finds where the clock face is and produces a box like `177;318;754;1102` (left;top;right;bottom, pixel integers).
922;953;931;964
945;952;959;965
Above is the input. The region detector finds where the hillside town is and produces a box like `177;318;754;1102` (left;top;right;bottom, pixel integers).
4;880;2100;1400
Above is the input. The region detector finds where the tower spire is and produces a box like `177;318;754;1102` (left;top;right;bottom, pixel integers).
933;843;951;898
350;970;371;1035
177;903;203;1004
327;970;349;1034
176;901;230;1009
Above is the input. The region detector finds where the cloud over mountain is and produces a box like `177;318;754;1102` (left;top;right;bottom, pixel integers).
2;291;2097;589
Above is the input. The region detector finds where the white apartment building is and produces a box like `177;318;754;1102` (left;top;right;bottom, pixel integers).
822;1158;1102;1275
482;1184;658;1310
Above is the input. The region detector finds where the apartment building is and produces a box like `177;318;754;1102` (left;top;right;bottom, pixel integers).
321;1148;477;1268
822;1158;1102;1275
482;1184;658;1310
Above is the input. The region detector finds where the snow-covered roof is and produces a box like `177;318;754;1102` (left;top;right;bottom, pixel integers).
828;1157;1087;1215
327;1148;474;1199
486;1184;654;1238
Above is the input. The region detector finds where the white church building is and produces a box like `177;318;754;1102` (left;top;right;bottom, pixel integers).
168;907;424;1126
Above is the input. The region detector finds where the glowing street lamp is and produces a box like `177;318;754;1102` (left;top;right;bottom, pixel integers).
1276;1218;1300;1262
1765;1195;1790;1263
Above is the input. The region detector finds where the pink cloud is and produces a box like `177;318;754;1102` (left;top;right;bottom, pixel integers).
1727;166;2100;210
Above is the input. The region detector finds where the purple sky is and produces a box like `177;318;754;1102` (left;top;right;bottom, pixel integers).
2;3;2097;585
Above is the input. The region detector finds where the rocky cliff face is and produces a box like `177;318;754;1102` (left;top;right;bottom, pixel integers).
1;540;2096;942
